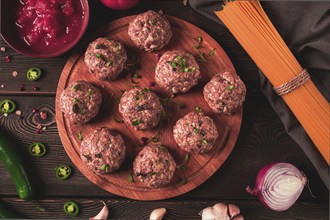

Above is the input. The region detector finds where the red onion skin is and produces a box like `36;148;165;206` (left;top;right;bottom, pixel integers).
246;162;306;211
246;163;276;210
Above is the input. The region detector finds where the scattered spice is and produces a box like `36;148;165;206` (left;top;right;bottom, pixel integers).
141;137;149;145
12;71;18;77
3;113;8;117
36;129;42;134
195;106;203;113
87;89;93;98
0;47;6;52
154;53;160;60
32;109;39;113
15;110;22;116
0;84;5;88
37;124;42;129
106;60;113;67
115;90;125;104
193;36;203;49
32;86;39;91
19;84;25;91
5;55;11;62
149;81;156;87
40;111;48;120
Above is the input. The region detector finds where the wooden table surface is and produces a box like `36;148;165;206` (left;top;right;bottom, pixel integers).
0;1;328;219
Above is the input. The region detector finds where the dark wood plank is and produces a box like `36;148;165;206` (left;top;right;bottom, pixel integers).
0;197;328;220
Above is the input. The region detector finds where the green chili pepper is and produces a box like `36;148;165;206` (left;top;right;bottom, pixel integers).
26;68;42;81
0;99;16;113
29;142;47;157
63;201;79;217
55;165;71;180
0;131;34;200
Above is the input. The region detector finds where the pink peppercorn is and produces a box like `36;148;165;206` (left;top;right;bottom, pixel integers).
149;82;156;87
32;109;38;113
5;55;11;62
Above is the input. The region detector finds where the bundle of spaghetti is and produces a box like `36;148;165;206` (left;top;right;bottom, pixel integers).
216;1;329;164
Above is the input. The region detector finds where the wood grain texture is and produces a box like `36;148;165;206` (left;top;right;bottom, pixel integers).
1;197;328;220
55;15;243;200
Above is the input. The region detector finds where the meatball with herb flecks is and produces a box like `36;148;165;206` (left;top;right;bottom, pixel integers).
133;144;176;188
128;10;172;52
60;80;102;124
173;111;219;154
80;127;126;174
119;87;164;130
203;72;246;115
84;37;127;81
155;50;201;95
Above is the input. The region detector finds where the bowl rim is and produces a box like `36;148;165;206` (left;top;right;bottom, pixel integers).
0;0;90;58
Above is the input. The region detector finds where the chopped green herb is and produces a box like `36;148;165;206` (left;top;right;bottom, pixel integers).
210;48;216;55
194;127;200;134
197;36;203;43
106;60;113;67
151;137;159;143
74;98;80;103
132;119;141;126
78;132;83;141
128;173;134;183
82;154;92;162
95;153;102;158
101;164;107;171
195;106;203;113
151;18;157;26
179;177;187;185
95;53;101;59
87;89;93;98
133;73;140;78
73;84;80;92
184;154;189;163
197;53;208;62
160;98;170;106
227;85;234;90
202;139;208;144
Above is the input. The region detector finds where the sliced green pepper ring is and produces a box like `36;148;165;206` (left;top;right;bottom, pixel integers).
26;67;42;81
63;201;79;217
29;142;47;157
0;99;16;113
55;165;71;180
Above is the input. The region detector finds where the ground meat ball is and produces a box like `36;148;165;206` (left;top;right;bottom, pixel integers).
119;87;163;130
133;144;176;188
84;37;127;81
203;72;246;115
80;127;126;174
60;81;102;124
155;50;201;95
128;10;172;52
173;111;219;154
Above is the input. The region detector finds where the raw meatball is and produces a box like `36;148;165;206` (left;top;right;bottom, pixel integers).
60;80;102;124
128;10;172;52
173;111;219;154
119;87;163;130
133;144;176;188
84;37;127;81
155;50;201;95
80;127;126;174
203;72;246;115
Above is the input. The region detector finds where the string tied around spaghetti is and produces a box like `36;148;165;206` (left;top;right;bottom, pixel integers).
274;68;310;96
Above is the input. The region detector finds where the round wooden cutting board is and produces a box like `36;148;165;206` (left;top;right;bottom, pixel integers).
55;15;243;201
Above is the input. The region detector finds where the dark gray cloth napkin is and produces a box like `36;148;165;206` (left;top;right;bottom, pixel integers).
189;0;329;188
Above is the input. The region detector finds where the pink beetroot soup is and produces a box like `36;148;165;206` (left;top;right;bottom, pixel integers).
15;0;85;53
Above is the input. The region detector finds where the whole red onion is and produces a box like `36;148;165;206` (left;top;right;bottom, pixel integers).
246;162;307;211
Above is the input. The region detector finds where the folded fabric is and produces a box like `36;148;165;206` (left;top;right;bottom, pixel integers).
189;0;329;188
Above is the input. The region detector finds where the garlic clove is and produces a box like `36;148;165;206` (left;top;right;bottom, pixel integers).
149;208;166;220
89;202;109;220
212;203;230;219
228;204;240;218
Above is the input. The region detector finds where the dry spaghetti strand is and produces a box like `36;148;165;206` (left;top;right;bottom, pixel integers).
216;1;330;164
